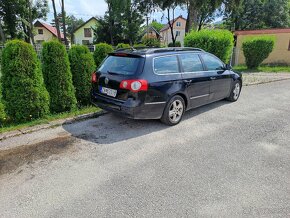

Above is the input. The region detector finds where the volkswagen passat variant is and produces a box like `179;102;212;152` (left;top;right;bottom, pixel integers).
91;48;242;125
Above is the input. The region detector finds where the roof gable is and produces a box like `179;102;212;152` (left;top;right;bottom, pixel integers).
73;17;98;33
160;15;186;32
34;20;64;39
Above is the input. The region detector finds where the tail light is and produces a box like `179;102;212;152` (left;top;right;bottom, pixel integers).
91;72;98;83
120;79;148;92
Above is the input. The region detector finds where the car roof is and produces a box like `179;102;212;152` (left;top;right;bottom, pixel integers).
112;47;205;56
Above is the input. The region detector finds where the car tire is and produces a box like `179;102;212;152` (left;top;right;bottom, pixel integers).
226;80;242;102
161;95;185;126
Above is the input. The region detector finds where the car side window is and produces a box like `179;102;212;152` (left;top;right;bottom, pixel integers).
154;56;179;74
179;53;204;72
201;54;224;71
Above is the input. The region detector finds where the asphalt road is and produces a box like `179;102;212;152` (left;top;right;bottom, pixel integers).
1;80;290;218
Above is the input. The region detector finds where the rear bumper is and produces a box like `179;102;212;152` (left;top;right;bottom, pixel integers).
91;93;165;120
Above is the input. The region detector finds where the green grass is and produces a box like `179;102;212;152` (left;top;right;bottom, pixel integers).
0;106;101;134
234;65;290;73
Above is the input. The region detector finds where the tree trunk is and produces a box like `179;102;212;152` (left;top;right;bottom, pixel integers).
28;0;35;44
52;0;61;41
61;0;68;45
186;1;199;33
0;18;6;43
167;8;176;46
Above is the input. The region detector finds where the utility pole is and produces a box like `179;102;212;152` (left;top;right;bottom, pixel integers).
146;16;150;38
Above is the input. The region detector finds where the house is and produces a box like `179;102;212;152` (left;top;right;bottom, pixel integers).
73;17;98;45
142;26;162;40
160;15;187;46
34;20;64;44
235;28;290;65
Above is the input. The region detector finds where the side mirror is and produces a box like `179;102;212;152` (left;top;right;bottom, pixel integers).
225;64;232;70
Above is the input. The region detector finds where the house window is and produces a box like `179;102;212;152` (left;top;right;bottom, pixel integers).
38;29;43;35
84;28;92;37
82;40;90;45
288;40;290;51
176;22;181;27
176;31;181;36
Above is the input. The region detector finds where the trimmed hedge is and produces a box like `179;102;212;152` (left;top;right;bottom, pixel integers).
168;41;181;47
93;43;114;67
242;36;275;69
42;40;77;113
142;37;161;47
1;40;49;122
184;29;234;63
116;43;130;49
68;45;96;106
0;100;6;124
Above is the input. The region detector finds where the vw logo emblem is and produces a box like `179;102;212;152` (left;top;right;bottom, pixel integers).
105;77;109;85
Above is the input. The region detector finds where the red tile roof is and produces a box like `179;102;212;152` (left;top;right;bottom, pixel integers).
34;20;64;39
235;28;290;35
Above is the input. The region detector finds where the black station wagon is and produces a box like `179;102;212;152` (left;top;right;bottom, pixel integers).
91;48;242;125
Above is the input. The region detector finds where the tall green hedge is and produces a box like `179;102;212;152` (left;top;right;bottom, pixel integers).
93;43;114;68
242;36;275;69
0;100;6;124
68;45;96;106
42;40;77;113
184;29;234;63
1;40;49;122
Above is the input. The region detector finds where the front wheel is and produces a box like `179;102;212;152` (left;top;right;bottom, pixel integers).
226;80;242;102
161;95;185;126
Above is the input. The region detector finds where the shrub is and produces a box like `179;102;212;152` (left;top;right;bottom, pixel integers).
1;40;49;122
168;41;181;47
184;29;234;63
134;44;146;48
68;45;96;106
116;43;130;49
242;36;275;69
93;43;114;67
42;40;77;113
142;37;161;47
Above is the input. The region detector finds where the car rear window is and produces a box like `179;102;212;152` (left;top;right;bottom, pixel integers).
99;55;141;75
154;56;179;74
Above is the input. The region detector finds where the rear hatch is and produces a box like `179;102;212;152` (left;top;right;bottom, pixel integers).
92;53;145;101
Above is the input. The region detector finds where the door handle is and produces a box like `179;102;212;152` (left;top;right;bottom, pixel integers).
210;77;217;80
184;80;192;83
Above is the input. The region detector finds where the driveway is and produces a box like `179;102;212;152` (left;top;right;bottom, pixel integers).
0;80;290;217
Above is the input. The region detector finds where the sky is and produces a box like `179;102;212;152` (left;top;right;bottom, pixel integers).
46;0;187;24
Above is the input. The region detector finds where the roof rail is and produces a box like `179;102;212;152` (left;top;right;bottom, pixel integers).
151;47;204;54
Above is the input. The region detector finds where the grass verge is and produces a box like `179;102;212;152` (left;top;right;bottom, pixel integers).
0;106;101;134
233;65;290;73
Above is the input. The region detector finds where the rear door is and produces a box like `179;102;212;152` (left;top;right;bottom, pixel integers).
92;54;144;101
179;53;211;109
200;53;232;102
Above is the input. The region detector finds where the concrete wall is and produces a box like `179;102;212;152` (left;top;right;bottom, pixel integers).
236;33;290;65
34;27;55;43
161;17;187;46
74;19;97;45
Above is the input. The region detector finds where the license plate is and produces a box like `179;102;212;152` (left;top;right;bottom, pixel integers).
100;86;117;97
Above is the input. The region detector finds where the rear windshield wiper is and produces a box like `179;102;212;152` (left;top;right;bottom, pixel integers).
107;71;119;75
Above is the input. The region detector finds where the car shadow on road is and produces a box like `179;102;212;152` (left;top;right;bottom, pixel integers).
63;100;231;144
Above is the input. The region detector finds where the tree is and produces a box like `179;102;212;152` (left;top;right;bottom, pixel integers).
60;0;68;45
66;15;84;43
51;0;61;41
122;0;144;45
150;20;163;32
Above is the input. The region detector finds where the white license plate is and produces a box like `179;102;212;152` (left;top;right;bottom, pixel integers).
100;86;117;97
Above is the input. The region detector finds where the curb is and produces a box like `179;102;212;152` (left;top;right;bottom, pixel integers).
0;110;107;141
